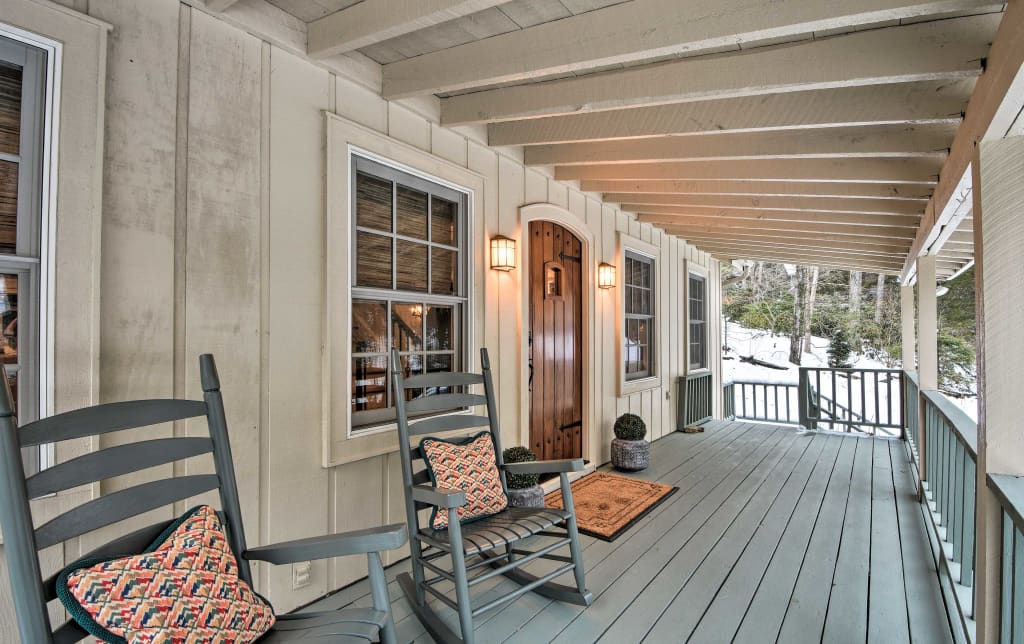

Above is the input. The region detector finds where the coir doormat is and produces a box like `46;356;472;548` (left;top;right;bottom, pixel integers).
545;472;678;542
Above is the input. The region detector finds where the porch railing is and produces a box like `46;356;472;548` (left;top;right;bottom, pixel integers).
798;367;904;437
723;380;799;425
918;388;978;636
988;473;1024;642
904;370;920;458
678;372;714;429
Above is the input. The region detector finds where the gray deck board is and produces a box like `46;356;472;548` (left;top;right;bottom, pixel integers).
303;423;953;644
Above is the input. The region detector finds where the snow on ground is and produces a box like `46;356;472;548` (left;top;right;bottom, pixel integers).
722;320;978;425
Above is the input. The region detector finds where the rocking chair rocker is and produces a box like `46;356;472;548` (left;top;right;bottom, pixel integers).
390;348;592;644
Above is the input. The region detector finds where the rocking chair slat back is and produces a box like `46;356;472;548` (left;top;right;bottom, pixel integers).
403;372;485;389
405;392;490;415
0;354;252;643
404;414;493;436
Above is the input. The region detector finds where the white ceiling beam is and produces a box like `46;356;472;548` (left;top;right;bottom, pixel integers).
649;216;918;237
603;193;926;215
525;123;955;166
204;0;241;10
902;0;1024;279
632;207;920;228
440;15;997;124
685;246;906;272
582;180;934;199
488;80;972;146
308;0;506;59
679;239;908;262
674;234;911;256
663;225;913;249
383;0;999;98
556;157;943;183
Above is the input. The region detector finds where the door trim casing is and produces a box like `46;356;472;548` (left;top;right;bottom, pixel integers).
518;203;596;465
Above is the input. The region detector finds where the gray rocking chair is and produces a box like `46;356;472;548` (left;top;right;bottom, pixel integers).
0;354;407;644
390;348;592;644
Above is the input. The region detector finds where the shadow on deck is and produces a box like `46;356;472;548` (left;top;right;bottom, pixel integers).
305;421;952;643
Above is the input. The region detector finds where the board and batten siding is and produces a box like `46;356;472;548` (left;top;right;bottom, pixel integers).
0;0;722;630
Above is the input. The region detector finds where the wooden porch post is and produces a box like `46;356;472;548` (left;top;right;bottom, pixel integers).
915;254;937;485
900;284;916;372
973;135;1024;644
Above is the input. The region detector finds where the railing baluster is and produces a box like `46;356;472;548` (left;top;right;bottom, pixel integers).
952;439;963;563
963;455;976;589
1015;524;1024;643
1003;512;1013;643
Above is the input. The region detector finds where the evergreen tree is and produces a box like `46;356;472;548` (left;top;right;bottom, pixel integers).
827;326;854;368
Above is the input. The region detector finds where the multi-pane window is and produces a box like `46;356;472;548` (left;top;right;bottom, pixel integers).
1;35;45;473
350;156;468;430
689;273;708;370
624;251;655;380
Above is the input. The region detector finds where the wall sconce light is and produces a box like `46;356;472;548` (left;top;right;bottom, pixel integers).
598;262;616;289
490;235;516;271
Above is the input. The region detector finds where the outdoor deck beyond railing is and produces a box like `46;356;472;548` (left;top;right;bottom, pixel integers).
723;380;799;424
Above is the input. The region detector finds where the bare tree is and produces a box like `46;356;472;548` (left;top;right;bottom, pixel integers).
789;265;809;365
803;266;820;353
874;274;886;323
849;270;863;347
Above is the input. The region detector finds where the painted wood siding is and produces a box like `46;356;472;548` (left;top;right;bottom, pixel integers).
0;0;722;627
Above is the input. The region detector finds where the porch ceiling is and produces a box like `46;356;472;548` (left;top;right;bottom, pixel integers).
206;0;1020;277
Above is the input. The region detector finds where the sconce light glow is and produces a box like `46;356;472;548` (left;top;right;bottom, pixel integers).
490;235;516;271
598;262;616;289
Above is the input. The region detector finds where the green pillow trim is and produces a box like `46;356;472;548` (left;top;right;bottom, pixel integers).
419;430;507;530
55;505;274;644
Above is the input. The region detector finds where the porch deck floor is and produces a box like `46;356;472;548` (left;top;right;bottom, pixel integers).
305;421;953;643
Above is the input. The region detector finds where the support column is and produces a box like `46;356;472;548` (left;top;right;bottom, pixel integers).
974;135;1024;643
916;255;938;392
900;284;916;371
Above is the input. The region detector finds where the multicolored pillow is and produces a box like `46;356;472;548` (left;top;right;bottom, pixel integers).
57;505;275;644
420;431;508;530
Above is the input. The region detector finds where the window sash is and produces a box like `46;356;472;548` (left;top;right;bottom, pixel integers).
688;273;708;371
350;156;469;432
624;251;656;380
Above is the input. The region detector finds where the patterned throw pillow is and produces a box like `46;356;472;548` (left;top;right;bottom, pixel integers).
420;431;508;530
57;505;275;644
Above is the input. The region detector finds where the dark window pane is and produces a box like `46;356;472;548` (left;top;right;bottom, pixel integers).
431;247;456;295
431;196;457;246
351;300;387;354
400;353;424;400
0;64;20;156
356;172;392;232
0;161;16;254
392;302;424;352
396;185;428;240
425;305;453;351
396;240;428;291
352;356;387;413
355;231;392;288
1;274;16;366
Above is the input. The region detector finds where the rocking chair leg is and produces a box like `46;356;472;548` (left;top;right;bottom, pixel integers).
560;473;589;595
410;539;427;606
367;552;396;644
447;520;476;644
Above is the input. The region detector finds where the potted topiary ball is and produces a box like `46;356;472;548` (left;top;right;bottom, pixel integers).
503;446;545;508
611;413;650;472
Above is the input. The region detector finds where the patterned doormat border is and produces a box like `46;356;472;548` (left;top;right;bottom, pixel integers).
545;472;678;542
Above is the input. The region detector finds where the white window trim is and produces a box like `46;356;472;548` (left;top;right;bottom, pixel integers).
0;24;61;470
324;113;485;467
618;234;660;396
686;262;710;374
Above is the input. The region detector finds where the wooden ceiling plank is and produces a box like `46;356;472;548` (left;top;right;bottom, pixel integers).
650;215;918;237
582;180;934;199
632;207;920;228
556;157;943;183
525;123;956;165
308;0;507;58
667;231;912;254
902;0;1024;279
488;80;973;146
204;0;241;10
440;15;997;124
603;193;926;214
384;0;998;98
689;246;905;271
682;240;907;262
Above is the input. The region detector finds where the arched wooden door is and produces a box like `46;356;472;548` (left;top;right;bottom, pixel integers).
528;221;583;461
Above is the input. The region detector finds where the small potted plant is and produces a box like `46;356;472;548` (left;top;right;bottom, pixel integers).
503;446;544;508
611;413;649;472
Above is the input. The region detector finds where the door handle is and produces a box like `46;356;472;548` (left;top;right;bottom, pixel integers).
560;420;582;431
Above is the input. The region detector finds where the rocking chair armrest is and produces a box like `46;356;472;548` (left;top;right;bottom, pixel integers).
503;458;586;475
242;523;408;565
411;484;467;509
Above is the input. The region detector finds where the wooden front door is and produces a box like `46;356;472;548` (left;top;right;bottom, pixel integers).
528;221;583;461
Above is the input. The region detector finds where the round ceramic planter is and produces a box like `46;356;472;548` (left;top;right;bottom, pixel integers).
507;484;545;508
611;437;650;471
